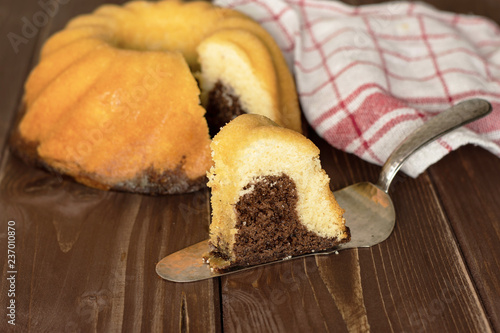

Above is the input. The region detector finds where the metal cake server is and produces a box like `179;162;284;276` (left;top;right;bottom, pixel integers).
156;98;492;282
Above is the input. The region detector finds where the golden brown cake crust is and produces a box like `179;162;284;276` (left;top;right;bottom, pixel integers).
13;0;302;194
9;110;207;195
206;114;350;271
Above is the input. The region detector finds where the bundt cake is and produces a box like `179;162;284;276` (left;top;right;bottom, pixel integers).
205;114;350;272
10;0;301;194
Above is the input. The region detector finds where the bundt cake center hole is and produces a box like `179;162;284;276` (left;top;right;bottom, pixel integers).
205;81;245;137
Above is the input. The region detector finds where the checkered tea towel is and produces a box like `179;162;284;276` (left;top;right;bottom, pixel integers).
215;0;500;177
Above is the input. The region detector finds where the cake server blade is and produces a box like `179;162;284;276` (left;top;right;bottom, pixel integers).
156;99;492;283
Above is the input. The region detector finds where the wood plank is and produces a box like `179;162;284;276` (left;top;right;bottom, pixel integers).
1;0;499;332
0;151;220;332
0;0;222;331
339;1;500;330
220;133;492;332
429;146;500;331
344;0;500;23
0;0;49;157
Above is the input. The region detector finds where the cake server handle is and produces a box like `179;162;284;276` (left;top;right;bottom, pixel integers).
376;99;492;193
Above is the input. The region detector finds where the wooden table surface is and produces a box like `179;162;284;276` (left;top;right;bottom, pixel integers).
1;0;500;332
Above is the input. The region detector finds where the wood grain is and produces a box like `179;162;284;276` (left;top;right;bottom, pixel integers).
1;0;500;332
429;146;500;330
220;134;493;332
0;0;45;159
343;0;500;23
0;0;221;331
0;151;220;332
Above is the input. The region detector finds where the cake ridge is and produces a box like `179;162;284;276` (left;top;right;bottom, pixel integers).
12;0;302;194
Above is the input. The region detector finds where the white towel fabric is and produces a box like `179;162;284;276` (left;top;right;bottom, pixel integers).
215;0;500;177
